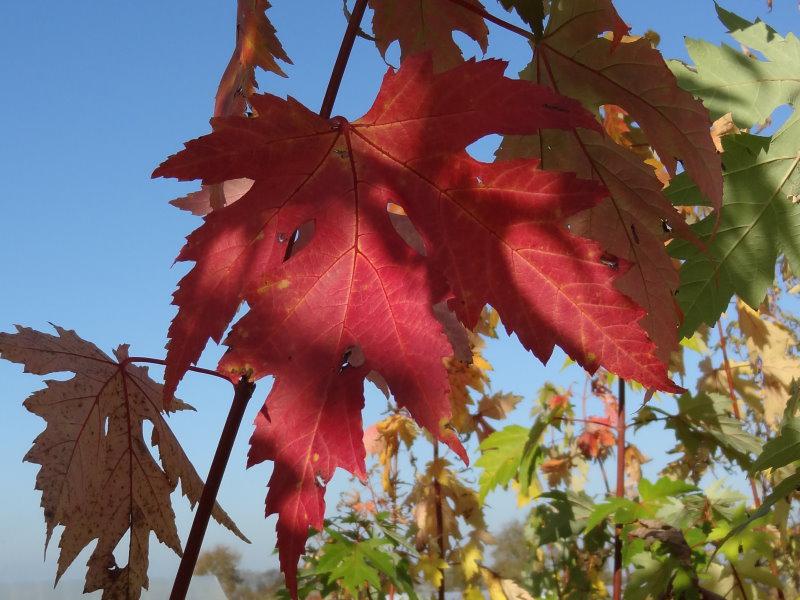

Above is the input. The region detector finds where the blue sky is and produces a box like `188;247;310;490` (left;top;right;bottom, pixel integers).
1;0;798;590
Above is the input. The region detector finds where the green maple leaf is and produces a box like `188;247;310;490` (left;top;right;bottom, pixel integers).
638;477;697;503
534;490;594;543
476;425;530;502
584;497;639;533
712;474;799;556
476;417;548;502
668;8;800;335
316;534;399;596
623;552;674;600
671;3;800;129
668;114;800;335
752;417;800;471
665;392;762;463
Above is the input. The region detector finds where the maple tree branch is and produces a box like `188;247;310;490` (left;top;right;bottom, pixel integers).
552;415;616;427
432;441;447;600
715;321;762;507
320;0;369;118
716;321;744;421
170;376;256;600
124;356;233;385
612;377;626;600
439;0;535;41
729;562;748;600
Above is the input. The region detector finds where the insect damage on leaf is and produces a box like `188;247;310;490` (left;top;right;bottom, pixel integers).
155;54;680;595
0;325;245;600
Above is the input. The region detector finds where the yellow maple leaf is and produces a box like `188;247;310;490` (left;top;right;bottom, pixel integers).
737;300;800;428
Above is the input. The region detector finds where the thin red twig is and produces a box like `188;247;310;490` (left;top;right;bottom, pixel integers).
552;415;616;427
432;441;447;600
716;322;745;421
717;322;788;597
320;0;370;118
124;356;232;385
612;378;626;600
715;322;762;507
170;376;256;600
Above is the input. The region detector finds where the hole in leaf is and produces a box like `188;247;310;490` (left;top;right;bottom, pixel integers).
630;223;640;244
466;134;502;161
282;220;315;262
452;30;487;61
366;370;391;399
142;420;161;466
339;345;365;373
599;252;619;270
387;203;426;256
661;219;673;234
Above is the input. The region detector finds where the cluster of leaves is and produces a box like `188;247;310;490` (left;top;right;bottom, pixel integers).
289;511;418;600
4;0;800;598
152;0;732;588
667;5;800;335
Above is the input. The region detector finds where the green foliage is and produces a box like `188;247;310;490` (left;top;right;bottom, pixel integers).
668;114;800;335
672;3;800;129
476;425;533;501
752;417;800;471
288;513;417;599
315;533;410;595
476;420;546;502
668;7;800;335
660;392;762;473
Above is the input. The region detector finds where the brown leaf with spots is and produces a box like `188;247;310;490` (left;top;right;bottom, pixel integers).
0;325;244;600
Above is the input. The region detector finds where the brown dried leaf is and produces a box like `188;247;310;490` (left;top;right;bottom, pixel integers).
624;444;649;498
540;454;574;488
478;392;523;421
697;356;762;415
409;458;485;555
368;414;418;496
710;113;741;152
0;325;245;600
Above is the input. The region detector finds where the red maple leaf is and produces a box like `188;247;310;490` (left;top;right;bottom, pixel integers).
154;55;680;594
